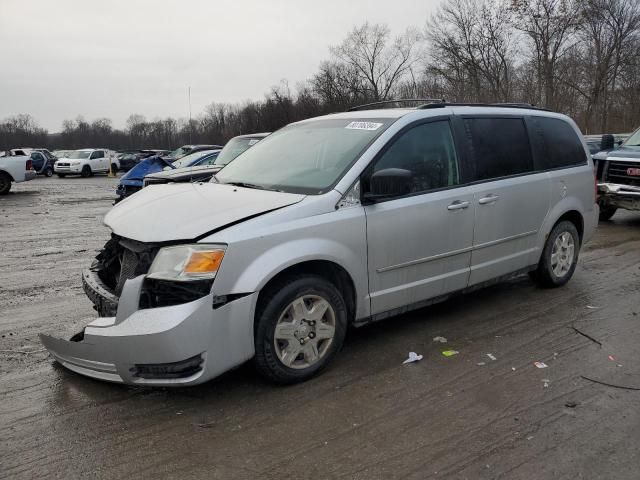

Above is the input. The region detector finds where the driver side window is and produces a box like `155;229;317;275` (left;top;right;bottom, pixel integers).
372;120;460;195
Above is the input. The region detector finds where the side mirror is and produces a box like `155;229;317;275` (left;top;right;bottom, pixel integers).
363;168;412;203
600;134;615;151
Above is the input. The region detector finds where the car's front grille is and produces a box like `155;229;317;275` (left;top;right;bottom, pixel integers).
605;160;640;187
93;235;159;296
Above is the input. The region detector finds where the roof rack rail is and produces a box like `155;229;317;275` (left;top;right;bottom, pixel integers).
418;102;550;111
348;99;445;112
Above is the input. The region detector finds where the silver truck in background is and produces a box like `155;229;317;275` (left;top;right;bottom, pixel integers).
0;154;37;194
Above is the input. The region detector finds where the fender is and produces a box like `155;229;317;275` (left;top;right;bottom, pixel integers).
227;237;370;319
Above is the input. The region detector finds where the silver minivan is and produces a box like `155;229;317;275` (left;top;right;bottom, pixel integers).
40;102;599;386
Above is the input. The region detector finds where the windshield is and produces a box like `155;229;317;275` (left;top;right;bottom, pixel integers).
215;119;392;194
68;150;91;159
172;150;216;168
623;127;640;147
215;137;263;166
165;146;192;159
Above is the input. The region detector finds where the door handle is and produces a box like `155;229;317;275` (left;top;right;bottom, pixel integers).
478;194;500;205
447;200;470;211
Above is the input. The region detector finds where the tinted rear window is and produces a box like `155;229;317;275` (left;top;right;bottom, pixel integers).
530;117;587;169
464;117;533;181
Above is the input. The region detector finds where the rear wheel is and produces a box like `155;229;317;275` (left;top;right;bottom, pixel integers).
254;275;347;384
532;221;580;288
599;206;617;221
81;165;92;178
44;166;53;177
0;172;11;195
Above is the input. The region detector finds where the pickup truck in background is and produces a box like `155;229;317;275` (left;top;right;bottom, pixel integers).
0;155;36;194
594;127;640;220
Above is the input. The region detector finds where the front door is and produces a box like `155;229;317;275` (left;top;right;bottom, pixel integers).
364;119;475;316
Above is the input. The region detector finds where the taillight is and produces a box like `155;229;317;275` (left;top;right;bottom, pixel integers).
26;160;33;171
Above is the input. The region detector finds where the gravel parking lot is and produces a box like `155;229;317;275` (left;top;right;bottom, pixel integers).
2;175;640;479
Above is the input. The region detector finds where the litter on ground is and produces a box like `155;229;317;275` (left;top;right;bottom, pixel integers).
442;350;459;357
534;361;548;369
477;362;486;366
543;379;550;388
433;336;448;343
403;352;423;364
487;353;497;361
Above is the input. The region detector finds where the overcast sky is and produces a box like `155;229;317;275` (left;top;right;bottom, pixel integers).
0;0;437;132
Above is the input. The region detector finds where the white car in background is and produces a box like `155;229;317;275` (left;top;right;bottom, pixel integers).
54;149;120;177
0;154;36;194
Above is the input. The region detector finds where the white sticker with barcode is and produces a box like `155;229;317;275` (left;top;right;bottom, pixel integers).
345;121;383;131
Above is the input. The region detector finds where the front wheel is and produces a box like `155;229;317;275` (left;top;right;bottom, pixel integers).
81;165;92;178
254;275;347;384
44;166;53;177
531;221;580;288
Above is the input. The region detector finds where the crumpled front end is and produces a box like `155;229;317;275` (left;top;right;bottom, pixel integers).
40;234;258;386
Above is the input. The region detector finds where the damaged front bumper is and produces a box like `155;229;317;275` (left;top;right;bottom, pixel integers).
40;275;258;386
598;182;640;211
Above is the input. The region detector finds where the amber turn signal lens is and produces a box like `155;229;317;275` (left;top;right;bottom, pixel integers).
184;250;224;274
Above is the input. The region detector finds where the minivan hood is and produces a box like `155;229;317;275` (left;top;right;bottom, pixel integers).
104;182;305;242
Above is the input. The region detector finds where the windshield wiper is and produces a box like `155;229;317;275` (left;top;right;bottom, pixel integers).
223;181;281;192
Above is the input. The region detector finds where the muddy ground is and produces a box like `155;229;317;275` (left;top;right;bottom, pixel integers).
1;175;640;479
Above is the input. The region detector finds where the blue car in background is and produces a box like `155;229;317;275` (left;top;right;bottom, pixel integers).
115;149;221;202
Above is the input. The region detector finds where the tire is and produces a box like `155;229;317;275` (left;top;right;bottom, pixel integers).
0;172;11;195
254;275;348;384
81;165;92;178
44;167;53;177
57;174;66;178
599;206;617;221
532;220;580;288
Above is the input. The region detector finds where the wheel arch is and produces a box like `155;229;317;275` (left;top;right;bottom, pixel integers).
0;169;15;182
255;259;358;327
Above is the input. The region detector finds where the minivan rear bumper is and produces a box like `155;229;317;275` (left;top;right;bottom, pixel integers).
40;286;258;386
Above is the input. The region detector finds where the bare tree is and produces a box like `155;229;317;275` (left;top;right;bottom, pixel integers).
330;22;421;101
578;0;640;131
425;0;516;102
511;0;579;109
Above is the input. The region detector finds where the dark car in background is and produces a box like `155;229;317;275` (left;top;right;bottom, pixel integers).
115;149;221;202
117;150;169;171
143;133;270;187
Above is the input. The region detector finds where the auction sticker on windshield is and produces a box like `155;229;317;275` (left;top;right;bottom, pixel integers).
345;121;384;131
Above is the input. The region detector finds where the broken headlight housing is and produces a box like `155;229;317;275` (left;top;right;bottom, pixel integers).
146;244;226;282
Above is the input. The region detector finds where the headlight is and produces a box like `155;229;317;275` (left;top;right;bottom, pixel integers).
71;160;81;165
147;244;225;282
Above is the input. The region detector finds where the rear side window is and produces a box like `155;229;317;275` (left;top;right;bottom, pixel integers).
464;118;533;181
91;150;104;159
531;117;587;169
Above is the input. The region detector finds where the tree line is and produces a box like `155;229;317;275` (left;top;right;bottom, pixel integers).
1;0;639;151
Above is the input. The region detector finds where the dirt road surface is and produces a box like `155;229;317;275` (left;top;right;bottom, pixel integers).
2;176;640;479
